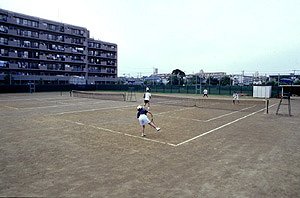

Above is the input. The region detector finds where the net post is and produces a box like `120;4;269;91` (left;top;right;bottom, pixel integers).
264;99;269;114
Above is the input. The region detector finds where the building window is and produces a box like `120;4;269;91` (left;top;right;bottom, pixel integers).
0;48;8;56
0;60;9;67
0;25;8;33
0;14;7;21
0;37;8;45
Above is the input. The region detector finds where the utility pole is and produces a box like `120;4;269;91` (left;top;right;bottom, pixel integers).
242;70;244;85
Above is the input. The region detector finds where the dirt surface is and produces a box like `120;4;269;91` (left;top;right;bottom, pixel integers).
0;92;299;197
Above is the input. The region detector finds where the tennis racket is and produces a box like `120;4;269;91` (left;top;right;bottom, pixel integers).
147;113;155;128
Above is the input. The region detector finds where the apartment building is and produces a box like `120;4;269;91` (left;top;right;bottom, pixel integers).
0;8;117;85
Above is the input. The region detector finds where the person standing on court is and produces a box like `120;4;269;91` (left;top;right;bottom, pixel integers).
233;91;239;104
144;87;151;110
137;105;160;137
203;88;208;97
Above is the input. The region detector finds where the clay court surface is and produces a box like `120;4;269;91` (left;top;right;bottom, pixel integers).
0;92;300;197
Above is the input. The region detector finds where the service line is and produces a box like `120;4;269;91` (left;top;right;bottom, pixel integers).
65;120;176;147
175;104;277;146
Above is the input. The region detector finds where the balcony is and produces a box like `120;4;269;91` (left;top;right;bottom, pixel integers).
65;47;71;53
39;34;47;40
9;52;18;58
65;66;73;71
39;65;47;70
9;63;18;69
39;55;47;60
39;44;47;50
87;76;117;82
10;74;70;81
7;17;16;24
8;29;17;36
8;40;18;47
65;38;72;44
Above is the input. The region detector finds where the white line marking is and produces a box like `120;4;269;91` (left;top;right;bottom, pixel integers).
18;100;114;110
2;105;19;110
46;105;137;116
204;105;256;122
0;97;69;102
175;104;277;146
153;107;193;115
153;105;258;122
65;120;176;146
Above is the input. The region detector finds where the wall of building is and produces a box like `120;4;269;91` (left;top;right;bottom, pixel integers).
0;8;117;85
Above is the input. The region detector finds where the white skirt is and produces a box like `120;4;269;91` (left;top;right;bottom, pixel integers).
138;114;150;126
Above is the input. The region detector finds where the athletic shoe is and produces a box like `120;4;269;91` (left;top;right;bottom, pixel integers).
142;133;146;137
156;127;160;131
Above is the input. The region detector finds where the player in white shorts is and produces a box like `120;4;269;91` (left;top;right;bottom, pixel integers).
144;89;151;110
137;105;160;137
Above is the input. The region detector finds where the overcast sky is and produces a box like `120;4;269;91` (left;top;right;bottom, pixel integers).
1;0;300;77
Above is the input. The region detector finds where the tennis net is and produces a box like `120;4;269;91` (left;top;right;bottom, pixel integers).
151;94;267;112
71;90;126;101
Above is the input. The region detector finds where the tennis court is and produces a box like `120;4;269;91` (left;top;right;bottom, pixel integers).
0;92;300;197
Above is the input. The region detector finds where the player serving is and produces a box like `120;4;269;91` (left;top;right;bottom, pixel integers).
137;105;160;137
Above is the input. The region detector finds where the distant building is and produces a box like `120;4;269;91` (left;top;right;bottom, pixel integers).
232;74;253;85
0;8;117;85
197;70;226;79
269;74;300;82
150;73;169;84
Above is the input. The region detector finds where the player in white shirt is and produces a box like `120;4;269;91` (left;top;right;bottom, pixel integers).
144;89;151;110
203;88;208;97
233;91;239;104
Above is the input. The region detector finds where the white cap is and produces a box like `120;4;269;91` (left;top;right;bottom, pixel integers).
137;105;143;110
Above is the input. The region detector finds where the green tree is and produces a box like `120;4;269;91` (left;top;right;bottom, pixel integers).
266;80;276;86
207;76;219;85
220;76;230;86
294;80;300;85
168;69;186;85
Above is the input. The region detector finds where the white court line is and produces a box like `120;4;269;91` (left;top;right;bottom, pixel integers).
66;120;176;147
52;104;276;147
1;105;19;110
204;105;256;122
175;104;277;146
0;96;70;102
153;107;194;115
18;100;115;110
46;104;137;116
153;105;258;122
